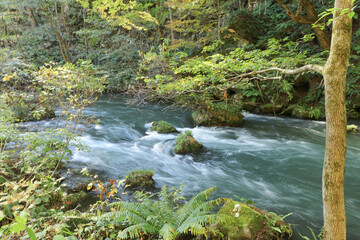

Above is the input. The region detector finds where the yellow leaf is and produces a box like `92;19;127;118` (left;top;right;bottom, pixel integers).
228;28;236;33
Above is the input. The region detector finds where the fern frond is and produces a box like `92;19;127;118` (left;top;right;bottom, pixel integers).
101;211;128;222
110;201;153;217
176;187;217;225
118;224;143;239
181;222;207;237
183;198;227;222
118;223;158;239
159;223;178;240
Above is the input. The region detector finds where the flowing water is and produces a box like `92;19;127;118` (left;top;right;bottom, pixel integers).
61;95;360;239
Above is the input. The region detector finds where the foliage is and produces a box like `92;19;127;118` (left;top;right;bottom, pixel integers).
125;169;155;188
77;0;156;31
174;131;203;154
101;186;228;240
151;120;178;133
139;37;326;114
0;59;104;239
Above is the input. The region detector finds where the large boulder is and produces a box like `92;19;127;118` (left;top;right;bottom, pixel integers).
216;200;292;240
151;120;178;134
125;169;155;188
174;131;203;155
192;104;244;127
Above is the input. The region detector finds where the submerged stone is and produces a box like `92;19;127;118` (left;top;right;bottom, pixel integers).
174;131;203;155
125;169;155;188
151;120;178;133
216;199;292;240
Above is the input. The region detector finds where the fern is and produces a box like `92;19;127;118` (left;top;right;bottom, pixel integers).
100;186;227;240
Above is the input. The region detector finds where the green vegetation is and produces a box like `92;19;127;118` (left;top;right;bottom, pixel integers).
151;120;178;133
174;130;203;155
125;169;155;188
0;0;358;238
101;186;228;240
217;199;292;239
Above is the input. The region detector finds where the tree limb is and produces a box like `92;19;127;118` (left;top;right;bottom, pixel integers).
226;64;323;82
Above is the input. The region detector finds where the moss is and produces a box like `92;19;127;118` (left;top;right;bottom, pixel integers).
151;120;178;133
291;107;309;119
217;199;292;240
218;200;265;239
174;131;203;155
125;169;155;188
192;104;244;127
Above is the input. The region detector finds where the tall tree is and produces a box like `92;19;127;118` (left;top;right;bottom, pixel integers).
225;0;353;237
275;0;331;50
321;0;353;237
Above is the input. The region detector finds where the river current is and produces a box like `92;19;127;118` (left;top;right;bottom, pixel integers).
63;95;360;239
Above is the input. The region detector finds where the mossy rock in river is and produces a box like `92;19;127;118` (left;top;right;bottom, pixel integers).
151;120;178;133
192;104;244;127
216;199;292;240
125;169;155;188
174;131;203;155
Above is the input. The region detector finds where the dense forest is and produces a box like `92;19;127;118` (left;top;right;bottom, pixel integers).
0;0;359;239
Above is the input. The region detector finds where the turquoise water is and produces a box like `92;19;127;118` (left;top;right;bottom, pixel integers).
67;95;360;239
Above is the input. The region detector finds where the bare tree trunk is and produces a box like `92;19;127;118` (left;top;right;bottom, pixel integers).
14;30;27;60
83;8;89;59
1;17;8;47
322;0;353;238
313;27;331;50
275;0;331;50
168;6;174;42
25;7;37;28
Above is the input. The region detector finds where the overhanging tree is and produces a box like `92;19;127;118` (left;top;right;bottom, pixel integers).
229;0;353;238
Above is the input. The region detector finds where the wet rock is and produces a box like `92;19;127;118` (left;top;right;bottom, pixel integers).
174;131;203;155
125;169;155;188
216;199;292;240
151;120;178;134
66;180;93;194
242;102;258;112
192;104;244;127
64;191;87;210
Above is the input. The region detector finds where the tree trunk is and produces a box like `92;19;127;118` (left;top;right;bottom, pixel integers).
322;0;353;238
313;27;331;50
25;7;37;28
275;0;331;50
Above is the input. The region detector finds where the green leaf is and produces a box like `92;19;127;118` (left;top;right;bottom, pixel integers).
347;11;355;18
0;210;4;221
26;226;37;240
0;175;5;184
53;235;66;240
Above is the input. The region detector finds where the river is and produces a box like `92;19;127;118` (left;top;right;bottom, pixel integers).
65;95;360;239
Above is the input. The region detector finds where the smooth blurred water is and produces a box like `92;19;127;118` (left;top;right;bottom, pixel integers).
65;95;360;239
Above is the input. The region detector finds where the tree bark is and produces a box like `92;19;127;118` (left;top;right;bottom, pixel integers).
322;0;353;238
275;0;331;50
25;7;37;28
